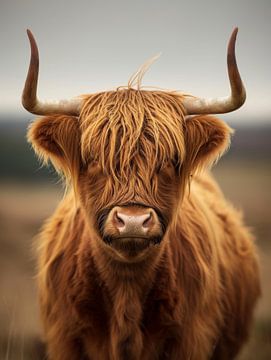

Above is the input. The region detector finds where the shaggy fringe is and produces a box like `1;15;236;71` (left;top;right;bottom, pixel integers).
80;89;186;183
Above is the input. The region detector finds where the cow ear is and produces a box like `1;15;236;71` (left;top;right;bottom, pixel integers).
27;115;81;178
183;115;233;173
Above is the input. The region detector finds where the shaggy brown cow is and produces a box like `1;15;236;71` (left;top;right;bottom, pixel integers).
23;28;260;359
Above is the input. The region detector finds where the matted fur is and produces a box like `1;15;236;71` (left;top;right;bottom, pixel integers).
28;87;261;360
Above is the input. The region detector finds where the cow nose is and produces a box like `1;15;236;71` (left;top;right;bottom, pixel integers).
113;209;153;236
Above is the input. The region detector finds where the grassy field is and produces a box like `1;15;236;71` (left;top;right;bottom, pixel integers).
0;160;270;359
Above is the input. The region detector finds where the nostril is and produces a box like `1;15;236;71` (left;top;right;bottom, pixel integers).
114;211;125;228
142;213;152;228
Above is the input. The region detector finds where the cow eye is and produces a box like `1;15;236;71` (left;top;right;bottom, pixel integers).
155;163;162;173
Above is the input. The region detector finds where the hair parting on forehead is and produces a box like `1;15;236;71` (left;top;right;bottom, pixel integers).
79;89;187;180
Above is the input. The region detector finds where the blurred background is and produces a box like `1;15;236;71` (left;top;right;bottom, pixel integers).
0;0;270;359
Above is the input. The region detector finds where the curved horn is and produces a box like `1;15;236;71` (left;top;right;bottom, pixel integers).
183;28;246;115
22;29;82;116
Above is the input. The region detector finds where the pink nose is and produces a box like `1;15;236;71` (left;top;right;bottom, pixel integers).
113;207;155;237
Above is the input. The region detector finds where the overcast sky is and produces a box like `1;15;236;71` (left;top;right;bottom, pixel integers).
0;0;270;124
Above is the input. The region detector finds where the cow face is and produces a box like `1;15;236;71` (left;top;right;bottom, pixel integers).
28;90;231;262
76;90;186;261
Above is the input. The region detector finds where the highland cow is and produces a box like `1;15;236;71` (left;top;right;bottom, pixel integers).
23;28;260;359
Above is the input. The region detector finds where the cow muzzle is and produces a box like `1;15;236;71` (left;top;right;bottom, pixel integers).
99;205;164;257
113;207;156;236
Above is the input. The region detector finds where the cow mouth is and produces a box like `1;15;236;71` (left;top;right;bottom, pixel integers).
102;235;163;256
103;235;162;247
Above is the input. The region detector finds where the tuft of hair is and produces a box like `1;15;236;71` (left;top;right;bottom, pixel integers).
79;89;187;182
126;53;161;90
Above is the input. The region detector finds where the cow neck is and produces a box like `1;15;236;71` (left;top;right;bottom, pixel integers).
89;234;166;294
89;234;170;360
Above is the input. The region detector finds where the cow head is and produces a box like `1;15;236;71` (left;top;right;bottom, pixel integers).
24;29;245;262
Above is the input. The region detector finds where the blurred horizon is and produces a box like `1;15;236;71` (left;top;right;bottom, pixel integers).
1;112;271;125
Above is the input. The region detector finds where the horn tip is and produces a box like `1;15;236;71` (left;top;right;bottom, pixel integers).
231;27;239;42
228;27;239;53
25;29;39;58
26;29;35;42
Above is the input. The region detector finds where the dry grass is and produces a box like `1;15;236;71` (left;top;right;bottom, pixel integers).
213;160;271;359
